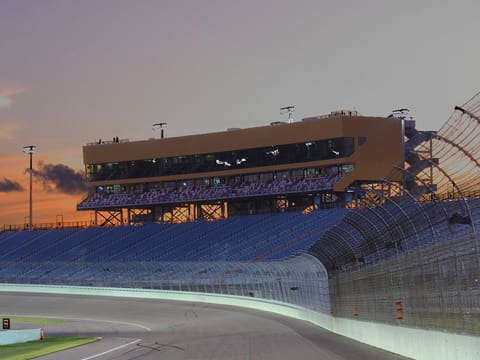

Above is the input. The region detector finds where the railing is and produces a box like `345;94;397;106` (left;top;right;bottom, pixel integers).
85;138;129;146
1;220;95;233
0;254;330;314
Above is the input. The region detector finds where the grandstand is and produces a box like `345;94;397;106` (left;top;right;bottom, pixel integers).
77;111;405;224
1;96;480;358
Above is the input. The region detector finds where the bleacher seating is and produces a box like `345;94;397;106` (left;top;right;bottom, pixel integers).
1;198;478;287
78;174;344;209
309;198;480;272
0;208;347;285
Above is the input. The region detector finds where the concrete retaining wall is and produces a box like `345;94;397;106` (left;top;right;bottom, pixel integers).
1;283;479;360
0;328;40;345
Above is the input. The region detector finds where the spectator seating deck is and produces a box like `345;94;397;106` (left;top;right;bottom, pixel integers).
309;198;480;271
0;208;348;285
78;174;344;209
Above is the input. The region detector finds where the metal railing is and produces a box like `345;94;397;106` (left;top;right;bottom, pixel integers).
0;254;330;313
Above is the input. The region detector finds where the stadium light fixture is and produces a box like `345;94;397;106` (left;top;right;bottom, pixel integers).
216;159;232;167
152;122;167;139
22;145;37;231
266;149;279;157
280;105;295;124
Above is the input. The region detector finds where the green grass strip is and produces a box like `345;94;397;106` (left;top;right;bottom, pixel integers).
0;336;97;360
10;317;68;324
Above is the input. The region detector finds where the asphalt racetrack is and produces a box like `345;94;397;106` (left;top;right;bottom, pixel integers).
0;292;408;359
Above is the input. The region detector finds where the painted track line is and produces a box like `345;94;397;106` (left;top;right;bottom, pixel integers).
5;313;151;331
80;339;141;360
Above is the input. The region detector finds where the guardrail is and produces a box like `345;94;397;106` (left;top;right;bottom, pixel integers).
0;328;41;345
1;221;95;233
1;283;479;360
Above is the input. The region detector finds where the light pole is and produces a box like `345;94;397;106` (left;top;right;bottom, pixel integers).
152;122;167;139
23;145;37;231
280;105;295;124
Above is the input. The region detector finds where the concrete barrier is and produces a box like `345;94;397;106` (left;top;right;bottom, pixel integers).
1;283;479;360
0;328;41;345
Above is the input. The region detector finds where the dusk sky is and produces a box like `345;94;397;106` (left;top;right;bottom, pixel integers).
1;0;480;225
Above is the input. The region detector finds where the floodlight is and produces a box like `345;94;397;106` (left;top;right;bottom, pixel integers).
152;122;167;138
22;145;37;154
280;106;295;124
23;145;37;231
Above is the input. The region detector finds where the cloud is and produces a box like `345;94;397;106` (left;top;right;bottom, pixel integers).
32;161;88;194
0;86;25;109
0;178;24;192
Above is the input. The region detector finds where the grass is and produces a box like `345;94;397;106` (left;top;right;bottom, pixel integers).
9;317;68;324
0;336;97;360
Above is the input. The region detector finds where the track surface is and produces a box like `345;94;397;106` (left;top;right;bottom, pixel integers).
0;292;408;359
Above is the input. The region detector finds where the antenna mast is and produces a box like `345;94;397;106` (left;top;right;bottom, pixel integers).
280;106;295;124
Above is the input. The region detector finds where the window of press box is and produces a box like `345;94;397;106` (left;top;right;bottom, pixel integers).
179;179;193;187
242;174;257;183
291;169;303;178
105;184;123;193
304;168;319;177
87;136;354;181
195;178;210;186
164;181;176;189
275;171;289;180
259;172;274;182
340;164;354;173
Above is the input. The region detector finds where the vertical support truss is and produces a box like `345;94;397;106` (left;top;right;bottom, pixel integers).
128;208;153;224
346;182;402;208
95;209;122;226
276;197;288;210
161;204;193;223
198;203;225;221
